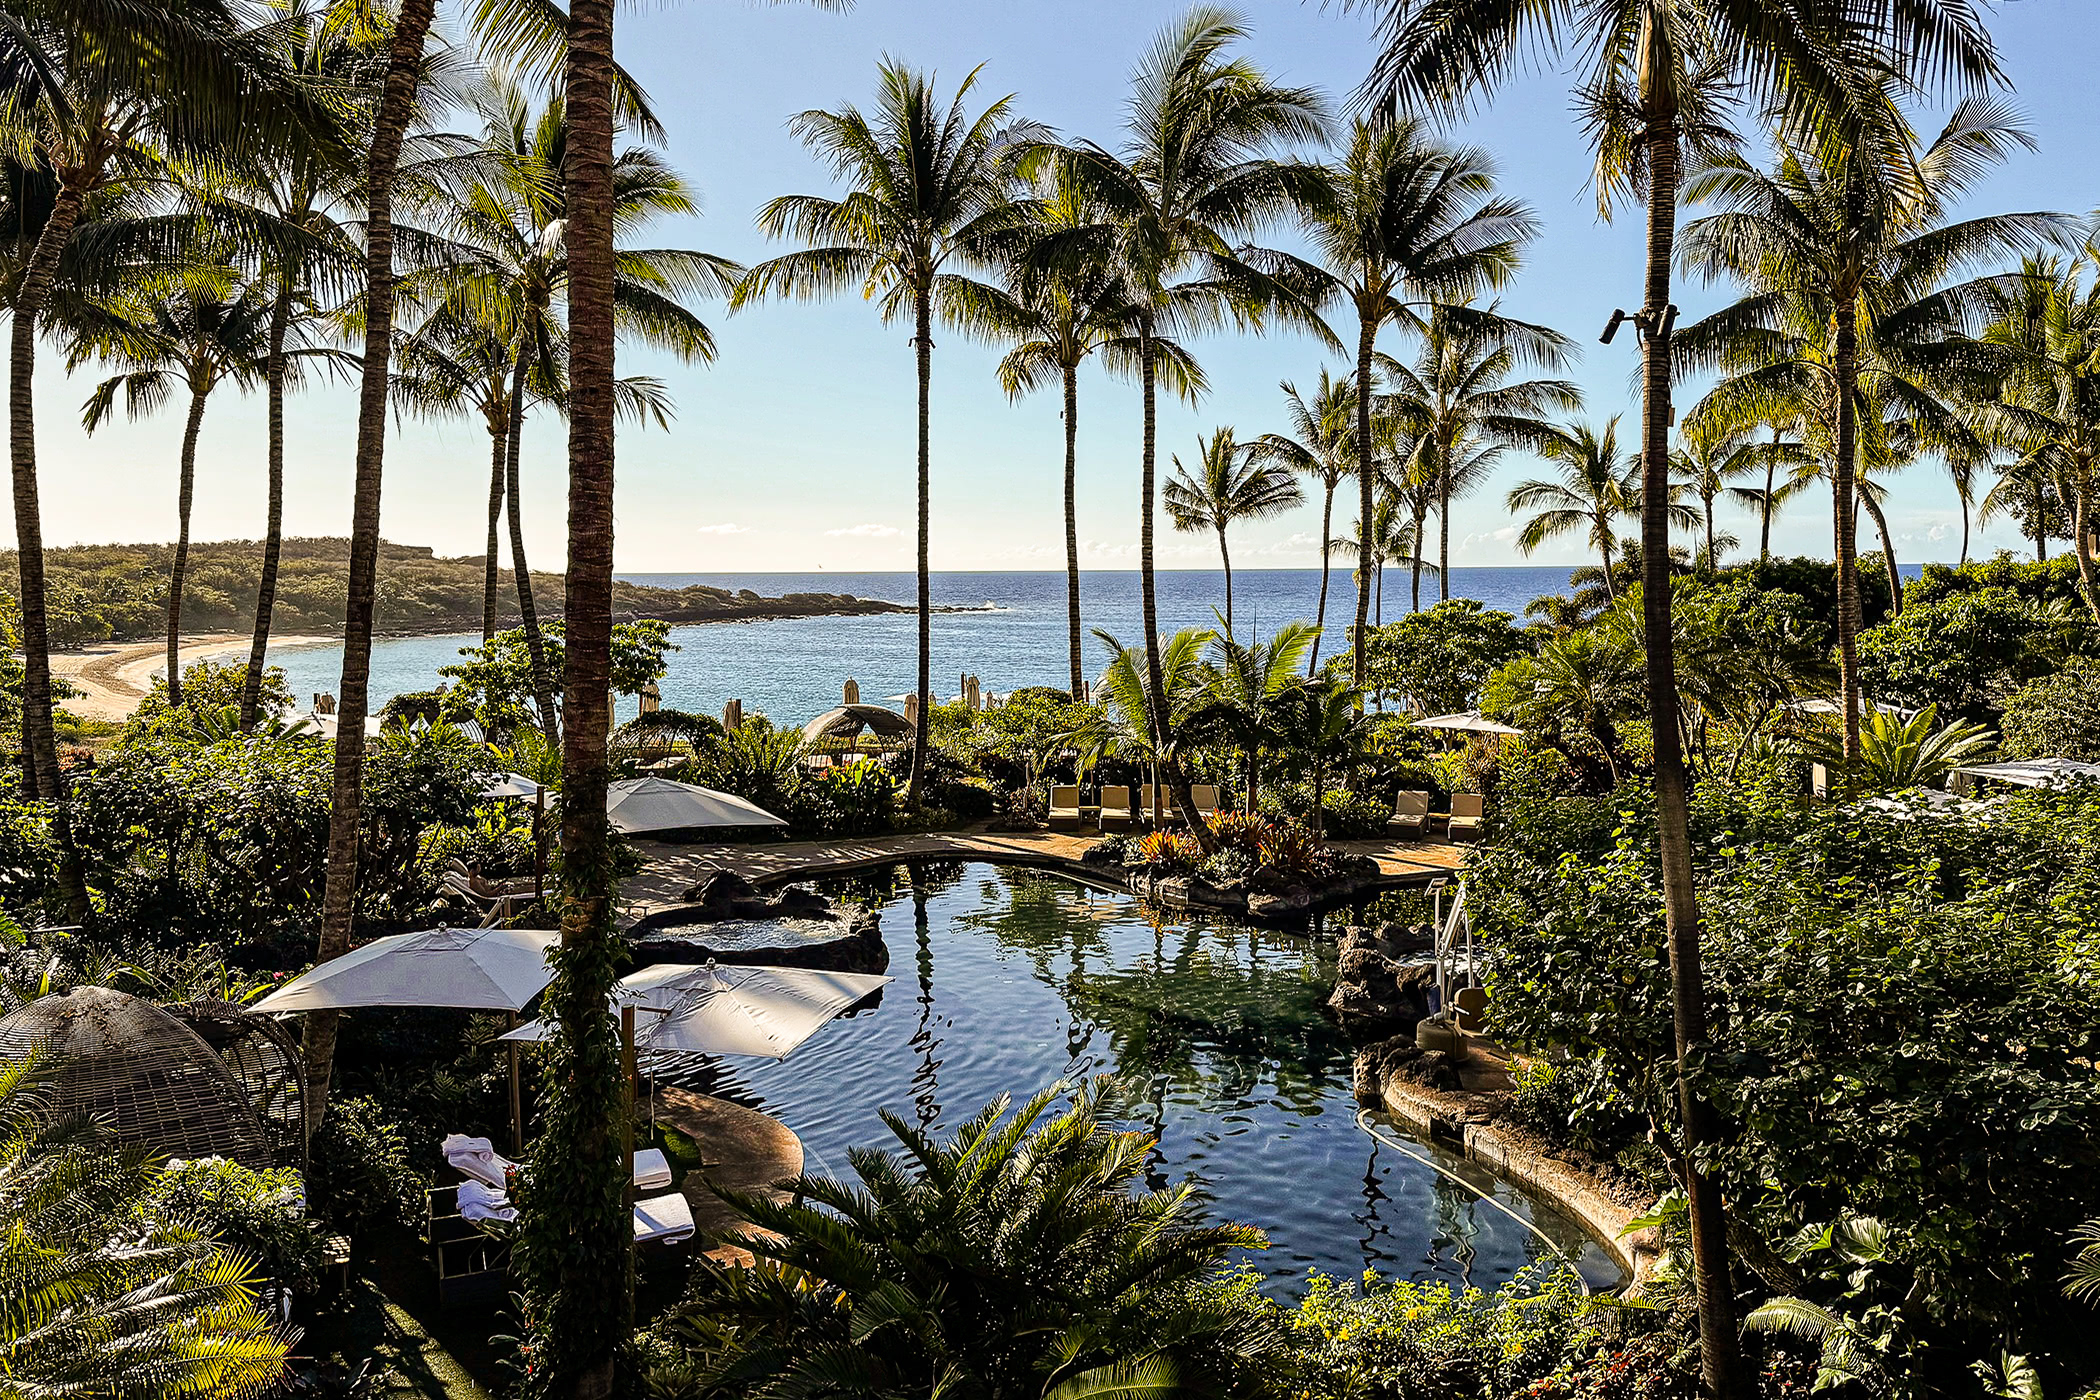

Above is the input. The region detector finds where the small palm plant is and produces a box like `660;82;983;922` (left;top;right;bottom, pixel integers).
651;1083;1277;1400
1164;428;1303;634
1796;703;1996;798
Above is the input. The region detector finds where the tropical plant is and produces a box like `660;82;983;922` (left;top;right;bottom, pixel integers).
1670;419;1763;571
1267;679;1369;839
1999;655;2100;761
1365;599;1530;717
1164;427;1302;633
737;62;1032;806
1298;115;1539;681
1248;371;1353;670
645;1084;1279;1400
1328;489;1427;630
1506;417;1641;597
1854;586;2090;724
1188;619;1318;809
1722;419;1808;566
0;1056;292;1397
1068;627;1216;837
1040;8;1329;831
1795;702;1995;796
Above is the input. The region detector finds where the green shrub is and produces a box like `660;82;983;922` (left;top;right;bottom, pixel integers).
791;759;896;837
141;1158;325;1292
1318;788;1390;839
307;1096;424;1236
1999;655;2100;760
1856;587;2092;723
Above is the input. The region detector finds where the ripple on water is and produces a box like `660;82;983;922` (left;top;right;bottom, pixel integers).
648;862;1621;1295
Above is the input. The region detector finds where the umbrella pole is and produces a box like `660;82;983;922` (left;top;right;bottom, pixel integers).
507;1012;524;1155
622;1004;637;1305
532;790;546;903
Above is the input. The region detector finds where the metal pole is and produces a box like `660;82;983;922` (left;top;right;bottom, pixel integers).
621;1004;637;1303
507;1011;524;1154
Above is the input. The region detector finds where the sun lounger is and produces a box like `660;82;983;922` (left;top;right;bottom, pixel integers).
633;1191;695;1246
1446;793;1485;843
441;872;529;928
1047;785;1084;830
632;1148;673;1193
1189;785;1220;822
1388;790;1429;840
446;1133;673;1193
1097;785;1137;832
1136;784;1171;825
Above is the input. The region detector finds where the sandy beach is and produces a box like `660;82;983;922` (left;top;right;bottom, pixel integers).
51;633;336;721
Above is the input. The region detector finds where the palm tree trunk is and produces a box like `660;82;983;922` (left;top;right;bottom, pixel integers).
1218;525;1233;635
1063;363;1082;697
1309;481;1333;673
1833;300;1863;762
1860;486;1901;616
1411;505;1425;612
485;424;505;642
526;0;630;1392
2034;474;2048;561
1959;487;1971;567
1437;458;1451;602
165;388;208;707
2066;463;2100;625
1759;432;1776;566
242;277;294;729
905;287;932;806
303;0;436;1131
1638;101;1746;1400
506;348;559;742
1138;331;1209;848
1599;527;1617;603
1351;313;1375;687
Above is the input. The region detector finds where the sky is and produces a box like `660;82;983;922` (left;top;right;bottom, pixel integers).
15;0;2096;575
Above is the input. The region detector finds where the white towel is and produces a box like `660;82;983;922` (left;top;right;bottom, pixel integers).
457;1179;516;1224
632;1148;673;1192
442;1133;516;1189
632;1191;694;1244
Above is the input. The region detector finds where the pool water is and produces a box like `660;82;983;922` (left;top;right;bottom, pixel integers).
655;861;1620;1294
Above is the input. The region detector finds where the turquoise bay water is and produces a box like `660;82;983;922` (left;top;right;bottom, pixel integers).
651;861;1621;1294
268;566;1580;724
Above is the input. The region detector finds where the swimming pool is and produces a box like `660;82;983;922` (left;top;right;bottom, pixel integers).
654;861;1620;1294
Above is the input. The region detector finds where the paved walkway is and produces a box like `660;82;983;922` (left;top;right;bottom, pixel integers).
619;827;1466;927
652;1085;802;1267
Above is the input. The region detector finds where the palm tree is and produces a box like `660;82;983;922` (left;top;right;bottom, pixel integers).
1676;96;2055;750
1670;419;1762;570
1329;488;1428;630
1507;417;1640;597
71;277;342;708
1249;371;1353;671
1721;420;1807;566
1298;116;1537;683
1068;627;1216;799
1164;427;1302;633
405;78;733;739
0;1058;292;1397
1380;302;1580;596
1192;620;1318;808
993;172;1156;698
1043;7;1330;841
1269;678;1368;838
1354;7;2003;1383
304;0;442;1136
737;63;1030;806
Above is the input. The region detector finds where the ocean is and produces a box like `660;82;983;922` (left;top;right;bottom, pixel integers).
268;566;1583;725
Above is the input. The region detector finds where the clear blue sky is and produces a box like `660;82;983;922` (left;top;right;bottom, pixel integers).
17;0;2094;573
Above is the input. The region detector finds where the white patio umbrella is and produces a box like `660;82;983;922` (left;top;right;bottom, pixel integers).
253;926;559;1014
1414;712;1523;736
480;772;543;800
605;776;787;833
1951;758;2100;789
501;961;890;1060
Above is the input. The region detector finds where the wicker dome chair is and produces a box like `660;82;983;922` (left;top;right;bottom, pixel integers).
0;986;275;1170
165;999;308;1167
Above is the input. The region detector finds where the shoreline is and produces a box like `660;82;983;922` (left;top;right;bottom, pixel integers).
52;633;336;722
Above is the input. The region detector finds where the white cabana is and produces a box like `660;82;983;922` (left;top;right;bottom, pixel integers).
479;773;543;801
1951;758;2100;790
254;927;559;1015
1415;712;1523;736
502;961;889;1060
606;776;787;833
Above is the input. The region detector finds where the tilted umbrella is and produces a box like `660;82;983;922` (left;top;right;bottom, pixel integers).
479;772;544;800
605;776;787;834
501;961;890;1060
253;926;559;1014
1413;712;1523;736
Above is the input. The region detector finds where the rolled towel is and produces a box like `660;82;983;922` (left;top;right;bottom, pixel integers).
632;1191;694;1245
632;1148;672;1192
442;1133;515;1190
457;1179;516;1225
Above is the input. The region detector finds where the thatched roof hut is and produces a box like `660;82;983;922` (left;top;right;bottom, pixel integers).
0;986;284;1170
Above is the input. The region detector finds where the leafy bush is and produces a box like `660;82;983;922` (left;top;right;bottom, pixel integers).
1198;847;1257;886
141;1158;324;1292
1318;788;1391;838
693;718;805;818
1999;654;2100;760
307;1096;424;1236
1856;587;2092;723
791;760;895;837
424;804;538;879
1365;599;1533;715
1506;1056;1646;1165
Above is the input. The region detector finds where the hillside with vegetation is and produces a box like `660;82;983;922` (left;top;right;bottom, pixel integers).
0;538;903;647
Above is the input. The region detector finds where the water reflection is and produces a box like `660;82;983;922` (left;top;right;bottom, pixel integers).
657;861;1619;1293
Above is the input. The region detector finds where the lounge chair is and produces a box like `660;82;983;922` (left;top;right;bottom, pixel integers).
1388;790;1429;840
445;1134;675;1193
1097;785;1137;832
1136;784;1172;825
1047;785;1085;830
633;1192;695;1246
1189;785;1220;823
441;872;530;928
633;1148;673;1193
456;1178;515;1224
1446;793;1485;842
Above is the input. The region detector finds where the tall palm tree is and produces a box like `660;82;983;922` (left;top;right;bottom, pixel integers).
1676;96;2054;749
1721;419;1807;566
1044;7;1329;839
405;78;733;739
1507;417;1640;597
737;62;1031;805
1297;116;1537;683
1355;6;2002;1385
1164;427;1302;633
70;277;342;707
1670;418;1762;570
1380;302;1580;597
1329;488;1427;629
993;171;1154;697
1249;371;1354;671
304;0;442;1135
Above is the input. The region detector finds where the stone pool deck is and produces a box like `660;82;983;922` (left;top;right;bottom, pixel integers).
651;1085;802;1267
617;828;1467;929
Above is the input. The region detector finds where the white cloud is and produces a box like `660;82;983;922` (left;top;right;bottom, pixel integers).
1253;532;1321;557
694;522;751;535
824;523;901;538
